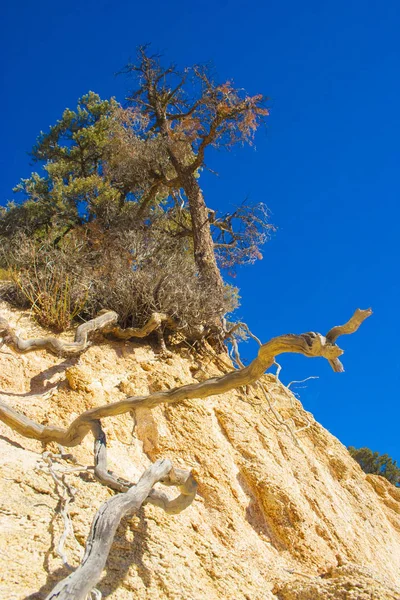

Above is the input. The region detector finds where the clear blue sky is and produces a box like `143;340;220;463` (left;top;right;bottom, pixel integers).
2;0;399;459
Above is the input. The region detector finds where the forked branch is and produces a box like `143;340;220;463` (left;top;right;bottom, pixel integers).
45;458;197;600
0;311;173;356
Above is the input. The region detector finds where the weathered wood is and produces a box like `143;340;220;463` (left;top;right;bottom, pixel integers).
0;308;371;599
0;310;175;357
91;421;198;513
0;311;119;356
0;308;372;448
104;312;173;339
45;458;195;600
326;308;372;343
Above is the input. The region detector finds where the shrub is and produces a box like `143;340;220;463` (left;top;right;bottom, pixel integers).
348;446;400;486
0;224;238;338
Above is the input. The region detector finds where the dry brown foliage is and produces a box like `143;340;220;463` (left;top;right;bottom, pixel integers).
0;223;238;338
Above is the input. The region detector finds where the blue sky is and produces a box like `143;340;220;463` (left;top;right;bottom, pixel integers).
1;0;399;459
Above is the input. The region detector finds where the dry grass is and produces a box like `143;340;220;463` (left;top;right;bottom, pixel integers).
0;226;238;339
11;268;88;331
0;268;11;281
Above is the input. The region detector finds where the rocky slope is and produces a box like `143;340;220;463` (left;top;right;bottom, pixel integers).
0;301;399;599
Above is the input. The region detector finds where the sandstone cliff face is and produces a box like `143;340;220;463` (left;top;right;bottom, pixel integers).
0;302;399;600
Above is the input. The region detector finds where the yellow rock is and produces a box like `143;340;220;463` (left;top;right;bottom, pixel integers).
0;301;399;599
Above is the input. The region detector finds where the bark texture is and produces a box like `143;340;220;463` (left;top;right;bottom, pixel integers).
179;170;225;302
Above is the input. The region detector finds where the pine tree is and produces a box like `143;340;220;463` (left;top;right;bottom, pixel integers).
348;446;400;486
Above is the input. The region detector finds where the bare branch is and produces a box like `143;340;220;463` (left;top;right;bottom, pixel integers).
45;458;196;600
0;308;371;449
326;308;373;344
287;376;319;390
0;311;175;356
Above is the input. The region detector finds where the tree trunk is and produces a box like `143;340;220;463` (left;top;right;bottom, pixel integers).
159;117;224;321
178;169;225;306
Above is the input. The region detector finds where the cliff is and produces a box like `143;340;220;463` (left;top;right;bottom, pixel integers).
0;301;399;599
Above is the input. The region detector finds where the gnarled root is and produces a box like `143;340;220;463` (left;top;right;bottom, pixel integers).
0;308;372;449
91;421;197;513
0;311;174;357
0;311;119;356
45;458;197;600
0;308;371;599
104;312;174;340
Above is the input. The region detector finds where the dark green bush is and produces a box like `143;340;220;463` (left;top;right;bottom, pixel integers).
348;446;400;486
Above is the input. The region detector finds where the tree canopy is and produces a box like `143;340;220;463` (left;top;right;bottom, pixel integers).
348;446;400;486
0;48;274;339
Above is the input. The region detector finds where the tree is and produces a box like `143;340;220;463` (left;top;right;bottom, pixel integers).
115;46;270;303
0;49;273;338
348;446;400;486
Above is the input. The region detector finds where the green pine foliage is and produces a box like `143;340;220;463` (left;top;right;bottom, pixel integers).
348;446;400;486
1;93;120;240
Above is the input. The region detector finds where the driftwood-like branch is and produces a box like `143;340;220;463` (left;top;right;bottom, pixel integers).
326;308;372;343
103;312;174;340
0;309;372;449
0;311;119;356
45;458;196;600
91;419;198;513
0;311;174;357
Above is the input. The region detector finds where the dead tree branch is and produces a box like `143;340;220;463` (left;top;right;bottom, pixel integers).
45;458;196;600
0;311;174;356
0;308;372;449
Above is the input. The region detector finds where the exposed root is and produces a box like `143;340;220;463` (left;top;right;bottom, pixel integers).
38;422;197;598
258;381;301;448
274;360;282;380
0;311;119;356
45;458;197;600
86;589;102;600
0;311;175;357
0;308;372;599
225;322;317;443
0;308;372;449
37;451;80;569
104;312;174;340
90;421;198;514
287;376;319;390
